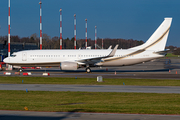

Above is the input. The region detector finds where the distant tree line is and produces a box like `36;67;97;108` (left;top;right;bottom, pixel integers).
1;33;180;55
0;33;144;49
166;46;180;55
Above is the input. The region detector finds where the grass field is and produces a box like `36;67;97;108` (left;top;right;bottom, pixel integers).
0;76;180;86
166;53;180;57
0;90;180;114
1;76;180;114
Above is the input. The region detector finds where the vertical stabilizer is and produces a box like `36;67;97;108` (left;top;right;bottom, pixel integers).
130;18;172;51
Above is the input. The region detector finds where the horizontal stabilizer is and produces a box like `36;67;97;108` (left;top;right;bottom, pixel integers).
154;49;170;54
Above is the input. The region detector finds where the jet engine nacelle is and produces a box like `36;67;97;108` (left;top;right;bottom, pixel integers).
60;62;78;70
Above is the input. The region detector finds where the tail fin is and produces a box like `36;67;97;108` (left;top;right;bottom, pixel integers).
130;18;172;51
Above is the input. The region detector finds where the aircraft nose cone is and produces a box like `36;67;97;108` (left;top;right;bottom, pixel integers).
3;57;9;63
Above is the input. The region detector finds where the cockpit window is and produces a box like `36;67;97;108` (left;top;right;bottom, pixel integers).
10;55;16;57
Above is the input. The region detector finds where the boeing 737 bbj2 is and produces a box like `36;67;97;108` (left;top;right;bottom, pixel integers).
4;18;172;73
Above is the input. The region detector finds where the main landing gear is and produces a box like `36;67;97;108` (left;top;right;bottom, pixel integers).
19;68;23;72
86;67;91;73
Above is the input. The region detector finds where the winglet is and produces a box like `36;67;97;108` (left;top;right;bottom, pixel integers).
108;45;112;49
108;45;118;57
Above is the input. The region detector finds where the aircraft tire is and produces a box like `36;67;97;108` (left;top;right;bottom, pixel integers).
86;67;91;73
19;68;23;72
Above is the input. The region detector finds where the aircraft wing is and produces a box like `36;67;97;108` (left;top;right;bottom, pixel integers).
76;45;118;65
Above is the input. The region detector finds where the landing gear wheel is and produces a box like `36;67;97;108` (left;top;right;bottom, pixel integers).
86;67;91;73
19;68;23;72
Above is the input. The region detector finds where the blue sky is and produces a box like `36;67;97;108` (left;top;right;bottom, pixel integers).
0;0;180;46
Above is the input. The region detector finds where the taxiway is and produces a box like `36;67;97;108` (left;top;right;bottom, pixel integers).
0;84;180;93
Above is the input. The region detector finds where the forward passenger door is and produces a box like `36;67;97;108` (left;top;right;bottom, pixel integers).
22;52;27;61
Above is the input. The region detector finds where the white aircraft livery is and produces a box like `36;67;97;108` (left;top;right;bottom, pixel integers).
4;18;172;73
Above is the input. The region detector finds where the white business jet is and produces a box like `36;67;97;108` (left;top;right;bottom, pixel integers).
4;18;172;73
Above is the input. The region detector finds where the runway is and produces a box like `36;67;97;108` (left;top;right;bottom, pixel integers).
0;84;180;93
0;110;180;120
